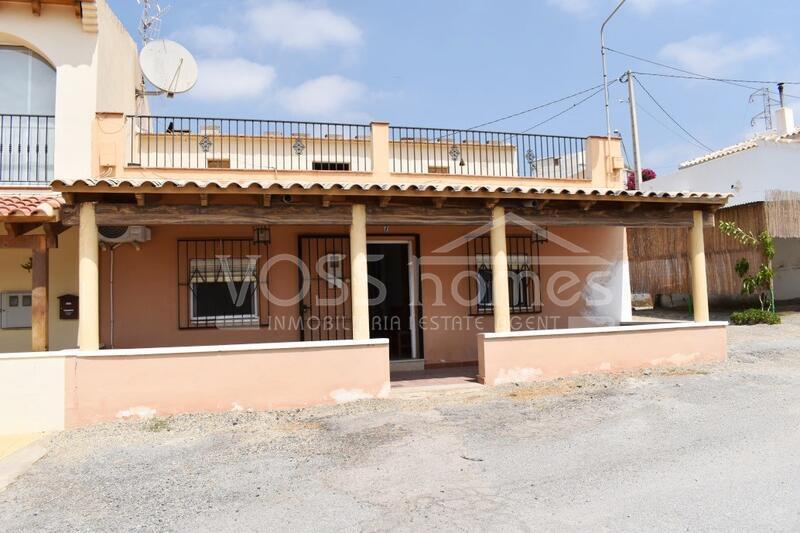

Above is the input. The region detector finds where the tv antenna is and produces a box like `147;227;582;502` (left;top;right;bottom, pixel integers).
137;0;168;43
749;87;778;132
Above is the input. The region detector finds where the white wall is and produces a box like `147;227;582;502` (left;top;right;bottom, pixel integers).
0;354;65;434
774;238;800;301
649;142;800;206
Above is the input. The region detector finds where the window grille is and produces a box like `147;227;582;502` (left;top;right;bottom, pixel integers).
467;235;544;315
178;239;269;329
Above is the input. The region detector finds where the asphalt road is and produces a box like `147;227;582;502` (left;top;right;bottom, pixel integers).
1;314;799;532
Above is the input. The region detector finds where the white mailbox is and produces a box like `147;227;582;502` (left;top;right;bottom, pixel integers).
1;291;32;329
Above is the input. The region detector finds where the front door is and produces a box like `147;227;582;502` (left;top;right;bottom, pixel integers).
367;242;413;360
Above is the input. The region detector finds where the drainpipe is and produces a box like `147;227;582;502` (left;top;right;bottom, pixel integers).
108;243;120;348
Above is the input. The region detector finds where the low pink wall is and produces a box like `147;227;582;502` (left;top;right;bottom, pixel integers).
477;322;727;386
64;339;390;428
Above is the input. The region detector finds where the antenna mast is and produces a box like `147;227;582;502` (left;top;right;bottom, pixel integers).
749;87;777;132
137;0;168;43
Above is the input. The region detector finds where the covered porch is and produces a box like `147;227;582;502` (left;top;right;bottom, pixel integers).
55;182;725;362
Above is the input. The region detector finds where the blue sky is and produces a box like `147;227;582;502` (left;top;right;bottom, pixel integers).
108;0;800;175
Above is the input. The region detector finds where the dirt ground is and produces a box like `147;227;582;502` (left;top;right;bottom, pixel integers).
1;313;799;532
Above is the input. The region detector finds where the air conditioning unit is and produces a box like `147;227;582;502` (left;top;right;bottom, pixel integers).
98;225;151;244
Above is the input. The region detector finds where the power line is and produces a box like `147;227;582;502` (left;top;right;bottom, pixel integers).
465;84;605;131
633;76;713;151
635;101;708;152
521;82;613;133
605;47;800;99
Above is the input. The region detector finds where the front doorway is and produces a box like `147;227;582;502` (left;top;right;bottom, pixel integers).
367;241;417;360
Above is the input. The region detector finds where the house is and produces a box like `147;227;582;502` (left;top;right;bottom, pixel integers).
633;106;800;304
0;0;729;434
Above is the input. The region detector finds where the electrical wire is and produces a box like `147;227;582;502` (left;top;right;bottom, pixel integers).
635;101;709;152
604;46;800;98
520;81;614;133
464;84;605;131
633;76;713;151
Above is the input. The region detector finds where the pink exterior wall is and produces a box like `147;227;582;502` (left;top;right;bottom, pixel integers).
477;322;728;385
99;223;628;366
64;339;390;428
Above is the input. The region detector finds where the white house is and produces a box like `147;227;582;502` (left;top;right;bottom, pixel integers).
640;106;800;302
650;107;799;207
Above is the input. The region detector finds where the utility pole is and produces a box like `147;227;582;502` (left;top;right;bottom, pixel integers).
601;0;627;140
625;70;642;189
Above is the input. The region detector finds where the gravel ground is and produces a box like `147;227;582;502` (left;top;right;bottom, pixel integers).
2;314;800;532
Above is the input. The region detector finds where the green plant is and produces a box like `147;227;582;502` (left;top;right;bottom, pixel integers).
730;308;781;325
719;221;776;312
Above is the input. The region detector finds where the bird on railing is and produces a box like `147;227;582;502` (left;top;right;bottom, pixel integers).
166;121;174;133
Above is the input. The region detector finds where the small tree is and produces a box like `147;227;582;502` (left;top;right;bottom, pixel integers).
718;220;775;312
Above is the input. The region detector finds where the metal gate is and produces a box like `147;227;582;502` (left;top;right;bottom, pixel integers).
298;235;352;341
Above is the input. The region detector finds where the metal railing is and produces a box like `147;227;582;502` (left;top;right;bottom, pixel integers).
129;116;372;172
389;127;586;179
0;114;54;185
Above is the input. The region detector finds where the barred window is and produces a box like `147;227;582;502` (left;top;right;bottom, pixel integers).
468;235;544;315
178;239;268;329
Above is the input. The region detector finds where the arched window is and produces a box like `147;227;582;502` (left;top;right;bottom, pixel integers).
0;46;56;115
0;46;56;183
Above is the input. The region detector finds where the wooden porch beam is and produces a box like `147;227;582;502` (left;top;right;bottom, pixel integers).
0;234;53;249
366;205;714;227
31;239;48;351
61;204;353;226
4;222;41;237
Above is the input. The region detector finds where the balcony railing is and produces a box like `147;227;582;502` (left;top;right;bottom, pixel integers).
126;116;588;180
129;116;372;172
0;114;54;185
389;127;586;179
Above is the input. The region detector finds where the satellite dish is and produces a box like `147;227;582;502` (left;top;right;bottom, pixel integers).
139;39;198;96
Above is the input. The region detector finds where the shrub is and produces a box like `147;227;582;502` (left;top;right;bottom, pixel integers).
730;308;781;325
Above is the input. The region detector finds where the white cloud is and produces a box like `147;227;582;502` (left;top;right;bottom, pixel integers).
245;2;362;50
191;58;277;101
171;25;238;57
660;34;779;75
278;75;366;116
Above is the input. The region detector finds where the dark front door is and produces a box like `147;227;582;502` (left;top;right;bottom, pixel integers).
367;242;413;360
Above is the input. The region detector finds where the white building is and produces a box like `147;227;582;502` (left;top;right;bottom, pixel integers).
650;107;799;206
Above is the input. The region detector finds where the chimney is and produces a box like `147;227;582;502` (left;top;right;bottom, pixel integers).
775;82;795;135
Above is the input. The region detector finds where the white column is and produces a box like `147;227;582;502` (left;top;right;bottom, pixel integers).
490;205;511;333
350;204;370;340
78;202;100;350
689;210;710;322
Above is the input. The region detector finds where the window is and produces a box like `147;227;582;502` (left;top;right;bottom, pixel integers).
312;161;350;171
0;46;56;115
468;236;544;315
178;239;269;328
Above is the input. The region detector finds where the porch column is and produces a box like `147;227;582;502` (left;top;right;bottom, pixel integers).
31;239;49;351
78;202;100;350
490;205;511;333
350;203;370;340
689;210;710;322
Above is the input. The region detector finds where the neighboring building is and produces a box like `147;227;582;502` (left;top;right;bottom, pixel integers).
651;106;799;206
0;0;729;433
633;107;800;304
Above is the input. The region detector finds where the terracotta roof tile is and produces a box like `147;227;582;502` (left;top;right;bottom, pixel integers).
52;178;731;202
0;194;64;218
